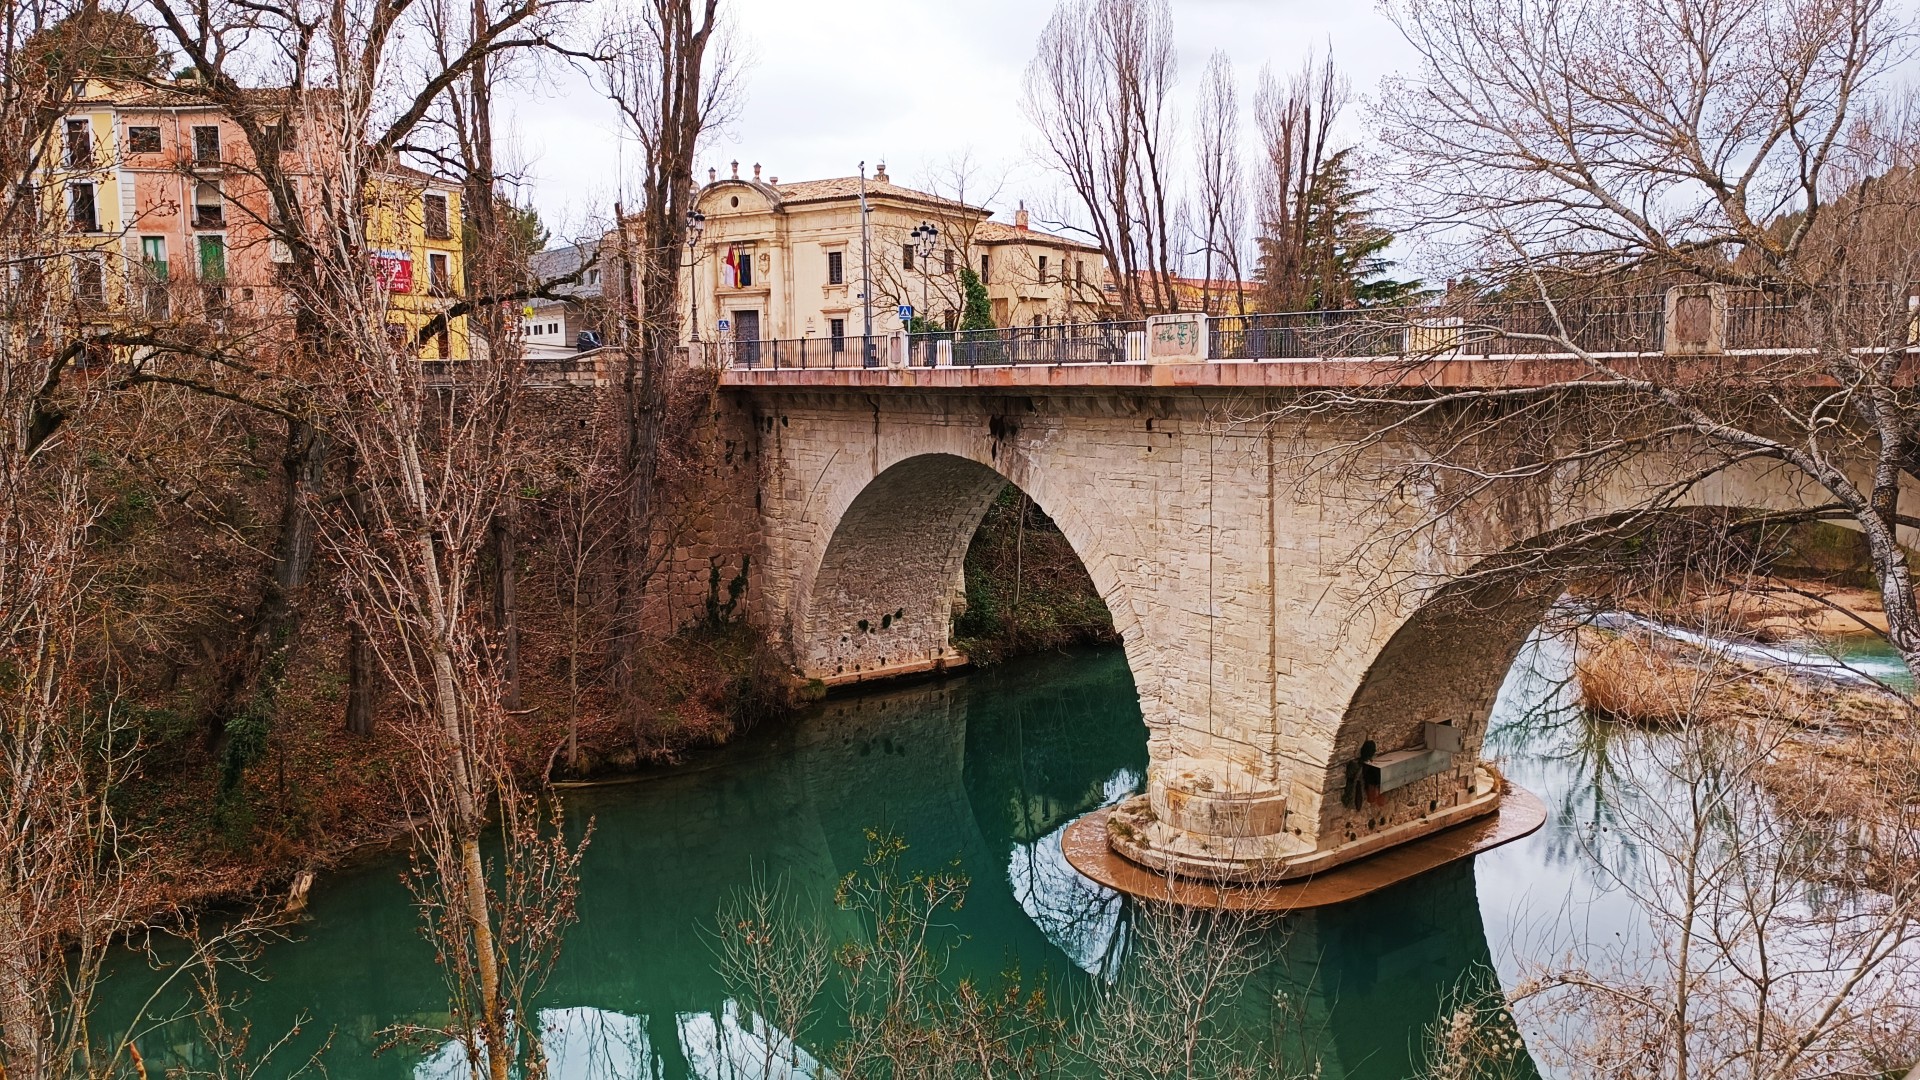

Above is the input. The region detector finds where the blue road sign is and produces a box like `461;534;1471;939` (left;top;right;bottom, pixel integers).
898;305;913;322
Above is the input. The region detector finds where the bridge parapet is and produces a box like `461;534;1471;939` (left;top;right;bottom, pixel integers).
713;285;1914;378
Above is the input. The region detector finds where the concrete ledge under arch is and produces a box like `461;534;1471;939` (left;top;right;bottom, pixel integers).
1060;785;1546;911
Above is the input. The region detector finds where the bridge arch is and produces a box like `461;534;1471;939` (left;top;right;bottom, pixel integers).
791;451;1155;713
1313;483;1858;849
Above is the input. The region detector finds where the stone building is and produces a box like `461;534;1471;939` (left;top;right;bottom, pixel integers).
681;162;1112;355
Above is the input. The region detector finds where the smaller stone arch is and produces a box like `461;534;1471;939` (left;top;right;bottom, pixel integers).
800;454;1009;682
790;449;1156;712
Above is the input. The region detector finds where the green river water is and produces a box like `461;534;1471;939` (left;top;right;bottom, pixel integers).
98;629;1907;1079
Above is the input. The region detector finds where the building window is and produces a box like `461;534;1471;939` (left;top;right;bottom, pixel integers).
198;235;226;280
829;317;846;352
192;125;221;164
433;325;450;359
127;125;161;154
140;236;168;278
944;248;954;274
1038;255;1049;284
736;250;754;287
268;177;298;228
263;121;295;156
140;237;169;317
980;253;990;284
72;256;105;307
65;119;92;167
826;249;844;285
902;243;915;271
67;182;98;232
192;181;223;229
428;252;450;296
587;268;600;285
423;192;451;240
1076;260;1085;286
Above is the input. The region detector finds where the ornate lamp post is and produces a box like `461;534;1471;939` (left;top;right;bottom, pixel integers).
686;208;707;342
910;221;938;365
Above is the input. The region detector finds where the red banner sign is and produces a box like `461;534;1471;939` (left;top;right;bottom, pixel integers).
371;249;413;293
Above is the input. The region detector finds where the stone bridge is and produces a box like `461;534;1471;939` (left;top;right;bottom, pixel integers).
719;305;1893;884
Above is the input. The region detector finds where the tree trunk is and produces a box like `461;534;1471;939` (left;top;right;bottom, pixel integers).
345;617;376;735
344;452;376;735
428;639;509;1080
0;884;44;1080
491;502;521;710
209;417;325;751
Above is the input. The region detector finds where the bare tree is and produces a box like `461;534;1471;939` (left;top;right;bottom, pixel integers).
1324;0;1920;675
595;0;738;694
529;407;624;775
865;157;1009;330
1428;632;1920;1078
304;165;585;1078
0;5;144;1073
1250;52;1344;311
0;397;134;1080
1026;0;1180;316
412;0;588;714
1192;50;1247;315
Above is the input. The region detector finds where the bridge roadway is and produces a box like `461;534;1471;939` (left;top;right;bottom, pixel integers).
714;304;1890;887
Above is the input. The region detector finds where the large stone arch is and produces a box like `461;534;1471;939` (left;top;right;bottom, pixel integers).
1309;461;1858;851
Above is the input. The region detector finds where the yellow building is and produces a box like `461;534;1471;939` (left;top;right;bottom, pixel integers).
682;162;1111;357
40;77;470;359
363;164;471;360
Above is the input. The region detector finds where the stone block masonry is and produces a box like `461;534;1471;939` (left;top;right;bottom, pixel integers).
518;381;761;640
730;376;1839;882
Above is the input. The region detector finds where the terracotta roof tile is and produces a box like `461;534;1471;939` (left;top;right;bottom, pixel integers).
972;219;1104;252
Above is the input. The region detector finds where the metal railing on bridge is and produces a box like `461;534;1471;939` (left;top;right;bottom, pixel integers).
708;321;1152;371
1208;296;1670;359
716;286;1918;371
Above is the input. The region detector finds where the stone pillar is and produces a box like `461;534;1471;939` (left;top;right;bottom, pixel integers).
1664;284;1729;355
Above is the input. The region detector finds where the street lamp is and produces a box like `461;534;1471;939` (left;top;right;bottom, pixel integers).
686;208;707;342
910;221;938;365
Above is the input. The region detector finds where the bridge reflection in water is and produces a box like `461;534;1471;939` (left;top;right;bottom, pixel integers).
100;647;1525;1080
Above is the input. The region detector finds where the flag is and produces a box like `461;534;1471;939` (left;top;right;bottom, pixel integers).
722;245;739;289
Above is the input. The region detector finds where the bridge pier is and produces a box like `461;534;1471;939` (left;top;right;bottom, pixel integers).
738;369;1833;886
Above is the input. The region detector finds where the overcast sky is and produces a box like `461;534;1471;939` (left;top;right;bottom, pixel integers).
501;0;1420;246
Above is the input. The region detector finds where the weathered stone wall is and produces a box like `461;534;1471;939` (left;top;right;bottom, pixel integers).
519;381;761;639
737;383;1839;874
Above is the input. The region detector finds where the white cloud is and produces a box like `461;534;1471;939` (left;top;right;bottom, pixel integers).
508;0;1414;235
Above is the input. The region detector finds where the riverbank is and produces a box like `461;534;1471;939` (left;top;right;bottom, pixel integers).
123;481;1113;918
121;617;785;915
1573;609;1915;888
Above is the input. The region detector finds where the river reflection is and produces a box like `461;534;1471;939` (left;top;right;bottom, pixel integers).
103;644;1549;1080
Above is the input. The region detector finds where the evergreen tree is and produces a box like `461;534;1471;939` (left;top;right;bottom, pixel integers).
24;6;168;85
957;266;995;330
1255;148;1421;310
